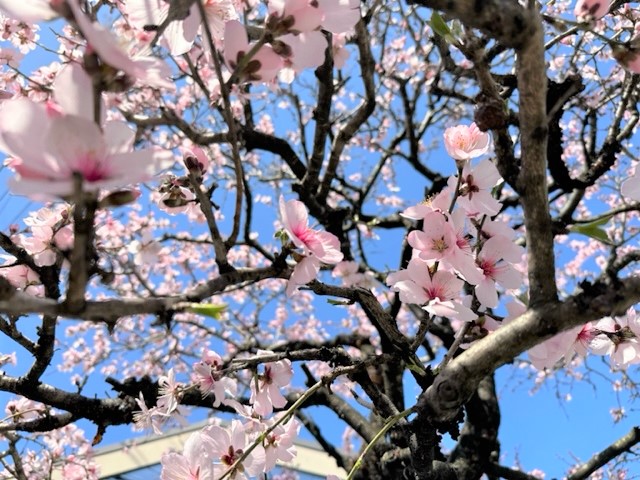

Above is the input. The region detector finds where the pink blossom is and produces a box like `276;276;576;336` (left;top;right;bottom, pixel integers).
401;190;451;220
0;352;16;368
125;0;201;55
528;324;592;370
263;418;300;471
0;0;60;23
591;309;640;368
199;0;239;43
160;431;215;480
443;123;491;162
132;392;166;434
621;166;640;201
224;20;283;83
204;420;264;479
386;258;477;322
0;258;42;296
66;0;174;90
267;0;324;35
0;47;23;68
316;0;360;34
279;196;343;294
453;159;502;217
276;31;328;75
286;254;321;296
331;33;350;68
407;211;482;284
192;350;237;407
5;396;45;422
157;368;182;415
474;236;523;308
574;0;610;21
332;261;375;287
126;0;237;56
249;356;294;417
0;98;173;199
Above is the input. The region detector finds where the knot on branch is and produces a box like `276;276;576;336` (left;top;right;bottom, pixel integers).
432;377;461;410
474;92;507;131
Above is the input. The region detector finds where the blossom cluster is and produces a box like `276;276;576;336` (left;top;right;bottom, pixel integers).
131;350;299;479
387;123;524;325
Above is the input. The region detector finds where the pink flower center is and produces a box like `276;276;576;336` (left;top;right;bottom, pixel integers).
73;152;110;182
295;226;315;246
478;259;497;278
425;284;446;301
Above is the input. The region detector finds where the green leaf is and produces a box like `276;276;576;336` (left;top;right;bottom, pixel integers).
430;12;451;38
327;298;353;306
569;216;613;244
185;303;227;319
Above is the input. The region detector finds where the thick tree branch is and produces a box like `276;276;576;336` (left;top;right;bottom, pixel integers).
515;6;556;305
407;0;535;49
420;275;640;424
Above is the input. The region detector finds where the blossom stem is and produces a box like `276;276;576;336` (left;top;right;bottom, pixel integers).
447;165;464;213
196;0;246;250
345;407;414;480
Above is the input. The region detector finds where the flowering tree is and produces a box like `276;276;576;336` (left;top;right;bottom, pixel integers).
1;0;640;479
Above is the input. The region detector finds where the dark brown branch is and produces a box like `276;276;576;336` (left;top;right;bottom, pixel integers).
241;127;307;180
319;20;375;201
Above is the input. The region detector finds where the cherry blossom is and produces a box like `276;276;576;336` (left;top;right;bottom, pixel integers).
590;309;640;369
204;420;265;479
453;159;502;217
3;0;640;478
407;211;482;284
192;349;237;407
132;392;166;435
332;261;376;287
387;258;477;322
267;0;324;35
474;236;523;308
0;0;60;23
66;0;174;90
249;356;294;417
528;323;594;370
443;123;491;162
0;257;42;296
224;20;283;83
275;31;328;76
0;98;173;198
262;417;300;471
125;0;201;56
574;0;610;21
125;0;237;56
157;368;183;416
286;254;323;296
316;0;361;34
621;166;640;201
279;195;343;294
160;430;215;480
